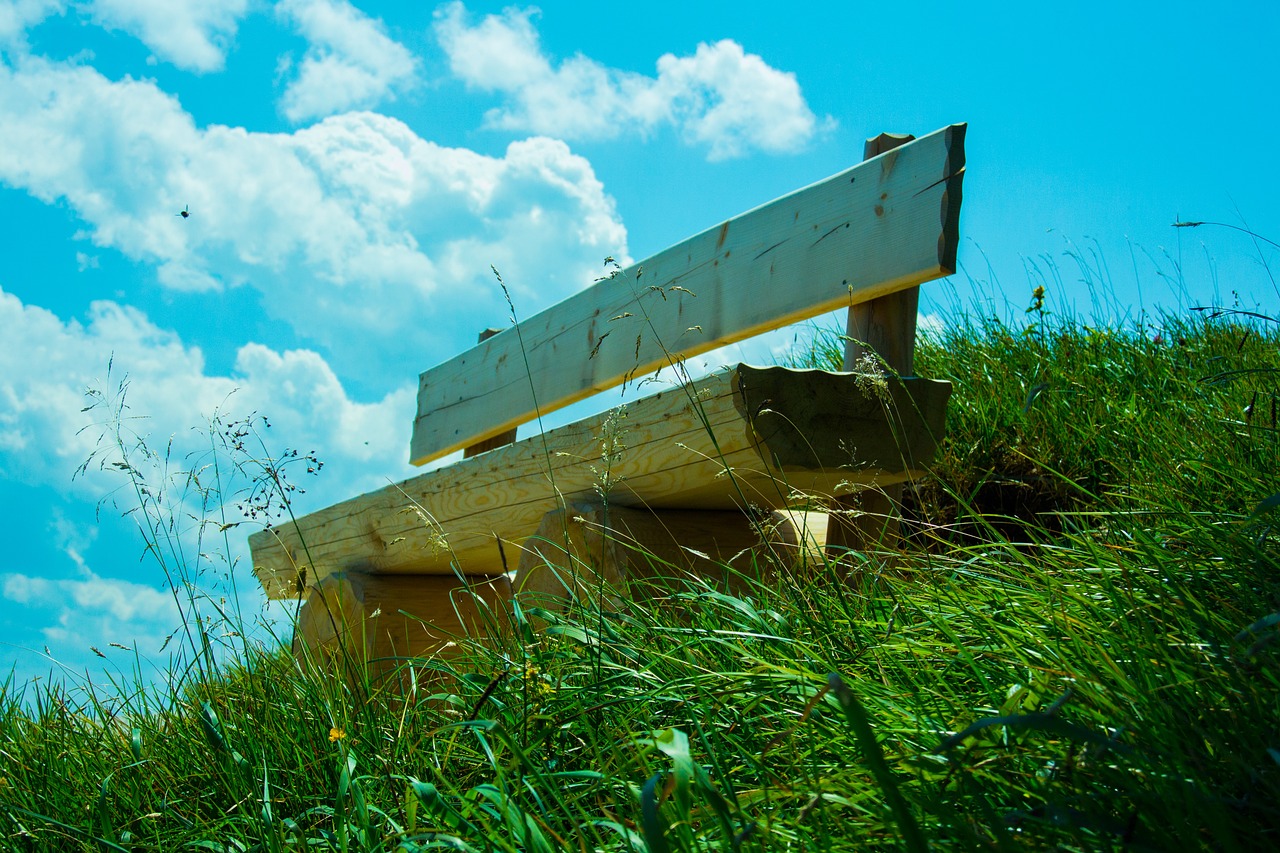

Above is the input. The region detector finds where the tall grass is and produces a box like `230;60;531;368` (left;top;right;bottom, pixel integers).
2;300;1278;849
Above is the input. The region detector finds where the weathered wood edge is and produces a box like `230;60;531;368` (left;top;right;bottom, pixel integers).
939;123;967;274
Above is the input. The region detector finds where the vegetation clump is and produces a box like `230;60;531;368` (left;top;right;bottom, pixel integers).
2;300;1278;850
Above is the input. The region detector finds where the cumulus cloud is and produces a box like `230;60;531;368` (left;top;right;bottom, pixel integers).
0;0;65;52
276;0;419;123
4;570;178;638
0;285;416;508
434;2;831;160
0;283;422;690
84;0;250;73
2;567;182;698
0;55;628;384
1;560;224;693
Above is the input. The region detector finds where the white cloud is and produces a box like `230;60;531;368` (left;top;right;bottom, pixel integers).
1;557;306;698
0;0;65;52
2;566;187;691
0;283;422;691
433;2;831;160
0;284;416;509
918;312;946;339
84;0;250;73
0;55;628;384
4;570;176;630
46;507;98;574
654;41;829;160
276;0;419;123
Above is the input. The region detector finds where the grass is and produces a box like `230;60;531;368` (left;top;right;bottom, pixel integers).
2;295;1279;850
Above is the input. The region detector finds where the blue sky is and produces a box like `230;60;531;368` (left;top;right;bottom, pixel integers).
2;0;1277;694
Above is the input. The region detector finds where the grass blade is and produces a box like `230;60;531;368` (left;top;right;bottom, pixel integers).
827;672;929;853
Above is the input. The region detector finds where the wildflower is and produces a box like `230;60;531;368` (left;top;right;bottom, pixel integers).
328;727;346;743
850;351;889;400
523;664;555;698
1027;285;1046;314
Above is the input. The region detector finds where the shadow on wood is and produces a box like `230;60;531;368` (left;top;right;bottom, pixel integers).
252;367;950;598
293;572;512;686
513;504;831;609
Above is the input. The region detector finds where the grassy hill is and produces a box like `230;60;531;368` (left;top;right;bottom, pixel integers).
3;305;1278;851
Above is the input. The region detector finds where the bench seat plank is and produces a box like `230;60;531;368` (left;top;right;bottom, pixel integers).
252;365;950;598
410;124;965;466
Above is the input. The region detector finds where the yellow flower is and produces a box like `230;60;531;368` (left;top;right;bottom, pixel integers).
522;664;555;698
328;727;346;742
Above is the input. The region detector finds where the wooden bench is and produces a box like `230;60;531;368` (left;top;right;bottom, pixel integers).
249;124;966;675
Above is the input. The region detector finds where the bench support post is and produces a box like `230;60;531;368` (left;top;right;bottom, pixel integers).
828;132;920;564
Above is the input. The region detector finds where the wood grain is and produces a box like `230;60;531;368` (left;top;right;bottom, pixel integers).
293;572;511;682
463;328;518;457
410;124;966;465
252;365;950;598
828;132;937;559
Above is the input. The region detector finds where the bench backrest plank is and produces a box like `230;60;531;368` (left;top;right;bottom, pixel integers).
410;123;965;466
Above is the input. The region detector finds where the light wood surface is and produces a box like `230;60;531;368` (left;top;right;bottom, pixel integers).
410;124;966;466
828;133;929;559
843;133;921;377
514;504;830;608
251;365;951;598
463;328;518;457
292;572;511;680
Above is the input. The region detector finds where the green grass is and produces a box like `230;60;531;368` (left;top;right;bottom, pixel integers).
2;304;1279;851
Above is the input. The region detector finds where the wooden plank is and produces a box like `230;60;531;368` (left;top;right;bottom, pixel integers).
844;133;920;376
463;328;518;457
410;123;966;466
252;365;950;599
830;133;925;559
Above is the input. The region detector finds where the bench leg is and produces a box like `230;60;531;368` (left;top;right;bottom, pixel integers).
824;486;902;574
